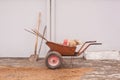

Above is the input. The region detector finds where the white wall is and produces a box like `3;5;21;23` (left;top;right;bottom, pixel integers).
0;0;48;57
54;0;120;51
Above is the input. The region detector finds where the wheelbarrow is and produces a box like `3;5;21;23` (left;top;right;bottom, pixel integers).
25;28;102;69
45;41;101;69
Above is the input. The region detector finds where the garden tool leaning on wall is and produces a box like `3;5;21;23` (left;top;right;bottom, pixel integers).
28;12;41;62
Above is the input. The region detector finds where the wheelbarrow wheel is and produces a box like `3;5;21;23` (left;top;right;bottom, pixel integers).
45;51;62;69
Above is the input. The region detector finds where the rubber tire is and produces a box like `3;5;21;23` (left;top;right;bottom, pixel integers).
45;51;62;69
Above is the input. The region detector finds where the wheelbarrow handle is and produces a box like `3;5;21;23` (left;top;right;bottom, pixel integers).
91;43;102;45
85;41;97;43
77;42;102;56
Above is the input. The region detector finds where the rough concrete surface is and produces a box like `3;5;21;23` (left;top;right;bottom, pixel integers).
0;58;120;80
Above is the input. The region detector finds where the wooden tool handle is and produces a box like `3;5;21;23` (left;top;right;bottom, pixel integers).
34;12;41;55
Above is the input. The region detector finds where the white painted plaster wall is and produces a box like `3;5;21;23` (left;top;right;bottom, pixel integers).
0;0;48;57
54;0;120;52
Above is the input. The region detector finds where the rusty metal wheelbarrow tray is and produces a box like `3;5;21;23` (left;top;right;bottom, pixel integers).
46;41;76;56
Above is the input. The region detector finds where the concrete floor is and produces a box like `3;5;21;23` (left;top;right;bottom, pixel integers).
0;58;120;80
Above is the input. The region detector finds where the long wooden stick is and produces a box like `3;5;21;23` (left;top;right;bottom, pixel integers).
34;12;41;55
24;28;35;35
25;28;48;41
31;29;48;41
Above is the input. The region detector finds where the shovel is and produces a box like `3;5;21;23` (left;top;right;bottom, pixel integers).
29;12;41;62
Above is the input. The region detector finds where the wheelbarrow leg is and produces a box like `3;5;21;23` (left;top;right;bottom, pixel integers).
70;56;74;68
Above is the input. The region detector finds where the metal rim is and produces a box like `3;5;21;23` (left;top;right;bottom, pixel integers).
48;55;60;67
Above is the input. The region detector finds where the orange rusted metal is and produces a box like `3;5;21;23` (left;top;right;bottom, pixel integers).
46;41;102;56
46;41;76;56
